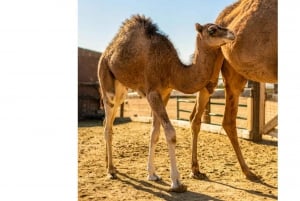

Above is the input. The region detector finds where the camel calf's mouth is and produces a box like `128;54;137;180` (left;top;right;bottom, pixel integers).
220;31;235;46
227;31;235;40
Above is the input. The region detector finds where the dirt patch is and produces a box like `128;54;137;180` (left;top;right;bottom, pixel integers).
78;120;277;201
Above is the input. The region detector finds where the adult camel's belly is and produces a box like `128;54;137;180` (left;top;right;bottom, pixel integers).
220;0;278;83
222;43;278;83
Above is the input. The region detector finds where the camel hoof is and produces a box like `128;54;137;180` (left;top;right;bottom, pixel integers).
168;184;187;193
189;171;208;180
246;172;262;181
147;174;161;181
107;173;117;180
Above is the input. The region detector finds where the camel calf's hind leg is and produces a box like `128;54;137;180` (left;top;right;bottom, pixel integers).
99;59;127;179
147;113;162;181
102;80;127;179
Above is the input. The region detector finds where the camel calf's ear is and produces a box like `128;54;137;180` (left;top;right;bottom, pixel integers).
195;23;203;33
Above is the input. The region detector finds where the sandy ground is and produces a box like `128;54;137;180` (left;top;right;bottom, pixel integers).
78;119;277;201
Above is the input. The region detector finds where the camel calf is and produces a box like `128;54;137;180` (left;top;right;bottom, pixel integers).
98;14;235;192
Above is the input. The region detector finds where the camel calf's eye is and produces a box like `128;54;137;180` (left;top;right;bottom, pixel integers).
208;28;216;35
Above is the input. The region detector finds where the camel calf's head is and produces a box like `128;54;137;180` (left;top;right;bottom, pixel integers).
195;23;235;48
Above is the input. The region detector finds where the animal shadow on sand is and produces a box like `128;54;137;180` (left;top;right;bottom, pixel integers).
256;139;278;147
78;117;132;128
117;171;222;201
203;178;277;200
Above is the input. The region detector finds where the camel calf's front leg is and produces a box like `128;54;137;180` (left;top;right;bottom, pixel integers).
189;88;210;179
146;91;187;192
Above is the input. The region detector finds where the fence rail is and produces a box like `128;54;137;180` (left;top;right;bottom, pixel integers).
175;83;277;141
176;88;252;126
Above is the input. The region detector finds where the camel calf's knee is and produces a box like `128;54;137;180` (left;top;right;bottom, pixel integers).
168;135;176;144
164;125;176;144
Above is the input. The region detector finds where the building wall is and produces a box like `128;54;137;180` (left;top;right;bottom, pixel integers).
78;47;103;120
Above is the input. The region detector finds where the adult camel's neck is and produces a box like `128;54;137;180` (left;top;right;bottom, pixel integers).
170;38;220;94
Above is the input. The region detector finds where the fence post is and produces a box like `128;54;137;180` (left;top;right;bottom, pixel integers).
177;96;180;120
246;97;253;132
120;103;124;118
249;81;265;141
258;83;266;140
274;84;278;94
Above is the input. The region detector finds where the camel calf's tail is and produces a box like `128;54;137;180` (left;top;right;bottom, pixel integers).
98;56;115;108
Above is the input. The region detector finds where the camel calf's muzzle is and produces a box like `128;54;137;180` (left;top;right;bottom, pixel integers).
227;31;235;40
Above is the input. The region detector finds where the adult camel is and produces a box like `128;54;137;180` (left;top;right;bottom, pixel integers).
189;0;277;180
98;14;235;192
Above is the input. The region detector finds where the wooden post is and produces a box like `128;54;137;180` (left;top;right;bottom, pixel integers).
249;81;265;141
258;83;266;138
246;97;253;132
274;84;278;94
120;103;124;118
177;96;180;120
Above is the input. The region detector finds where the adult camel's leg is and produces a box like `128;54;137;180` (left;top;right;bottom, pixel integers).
147;92;170;181
221;61;260;180
189;88;210;179
146;91;187;192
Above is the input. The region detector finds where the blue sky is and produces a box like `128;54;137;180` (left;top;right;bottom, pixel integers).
78;0;235;63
